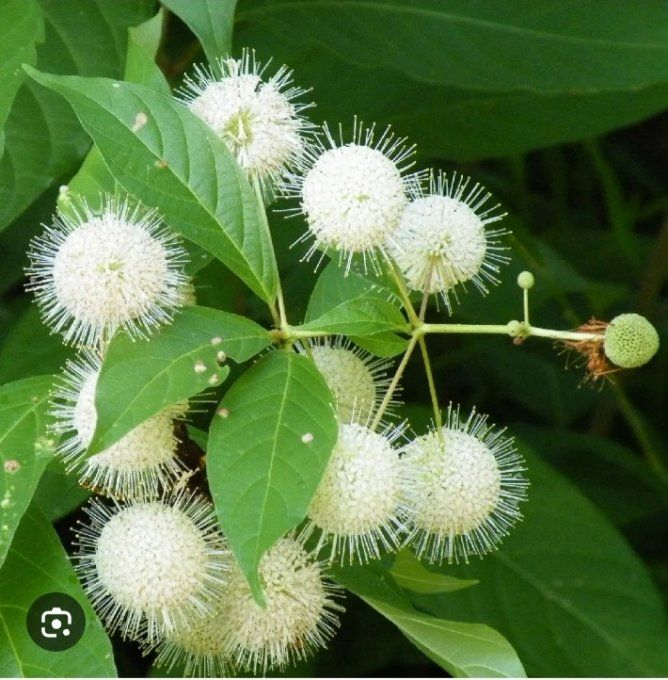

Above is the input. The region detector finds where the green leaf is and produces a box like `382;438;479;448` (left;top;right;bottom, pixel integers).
0;376;55;569
0;506;115;677
412;446;668;676
0;305;70;384
25;69;279;303
33;458;90;523
89;306;270;454
302;263;407;336
125;9;170;95
391;550;478;595
364;598;526;678
0;0;42;156
300;298;408;336
208;350;337;600
0;0;155;233
235;0;668;159
334;562;524;677
162;0;236;67
351;331;409;358
237;0;668;93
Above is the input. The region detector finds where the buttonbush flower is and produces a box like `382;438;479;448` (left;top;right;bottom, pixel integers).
52;351;186;500
388;171;509;312
75;493;228;643
285;119;421;272
306;422;406;564
26;195;187;347
399;405;528;563
220;537;342;673
303;336;394;423
181;48;312;198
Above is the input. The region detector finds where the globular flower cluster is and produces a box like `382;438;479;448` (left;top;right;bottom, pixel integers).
399;405;529;563
285;119;422;272
51;351;186;500
303;336;394;424
27;196;188;347
388;171;509;312
181;48;313;198
306;421;407;564
75;493;229;642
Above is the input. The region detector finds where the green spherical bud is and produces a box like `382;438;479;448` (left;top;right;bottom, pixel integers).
517;271;535;290
604;313;659;369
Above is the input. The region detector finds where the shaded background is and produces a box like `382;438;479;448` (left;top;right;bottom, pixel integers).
1;1;667;676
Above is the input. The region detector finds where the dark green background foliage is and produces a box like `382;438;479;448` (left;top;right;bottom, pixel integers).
1;1;668;677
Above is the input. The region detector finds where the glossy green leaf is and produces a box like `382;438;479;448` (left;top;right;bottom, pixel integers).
0;0;42;155
0;306;70;384
25;68;279;303
33;457;90;523
350;331;409;358
162;0;236;67
334;562;524;677
125;9;170;95
208;350;337;599
366;598;526;678
89;306;270;454
0;0;154;233
302;263;407;336
237;0;668;93
0;375;55;568
0;506;115;677
235;0;668;159
412;446;668;676
300;298;408;336
391;550;478;595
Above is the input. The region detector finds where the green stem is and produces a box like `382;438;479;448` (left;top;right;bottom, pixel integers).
252;176;288;329
388;261;420;327
420;323;602;343
371;328;419;430
418;335;442;431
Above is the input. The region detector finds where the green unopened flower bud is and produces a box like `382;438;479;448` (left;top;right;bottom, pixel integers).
517;271;534;290
604;313;659;369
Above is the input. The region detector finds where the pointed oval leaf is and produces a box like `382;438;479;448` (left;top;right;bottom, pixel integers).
391;550;478;595
208;350;337;599
0;375;55;568
162;0;236;67
0;0;42;155
370;600;526;679
89;306;270;454
25;67;278;303
0;507;116;677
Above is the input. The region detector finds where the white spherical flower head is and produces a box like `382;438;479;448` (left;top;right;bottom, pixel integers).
26;196;187;347
285;120;421;272
153;602;233;678
181;49;312;196
220;537;343;674
75;494;228;642
306;337;394;424
388;171;509;313
52;352;186;500
400;406;528;564
306;422;405;564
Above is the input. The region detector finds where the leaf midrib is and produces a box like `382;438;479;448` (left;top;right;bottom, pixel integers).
251;355;294;570
239;0;668;53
